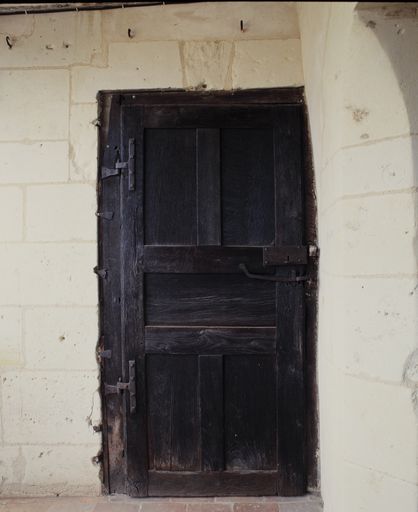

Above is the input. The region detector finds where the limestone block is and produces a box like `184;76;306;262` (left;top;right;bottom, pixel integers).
0;446;21;491
71;42;183;103
19;445;101;496
26;184;96;242
0;142;68;184
0;70;69;141
342;14;418;145
340;459;418;512
0;187;23;241
24;307;98;371
321;192;417;276
0;12;103;68
342;376;417;484
332;276;418;382
1;243;97;306
340;136;418;195
0;307;22;367
102;2;299;42
69;104;98;182
182;41;233;89
233;40;303;89
2;371;99;444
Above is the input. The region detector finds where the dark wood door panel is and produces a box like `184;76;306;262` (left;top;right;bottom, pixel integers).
147;355;200;471
144;274;276;326
224;355;277;471
145;128;197;245
145;326;276;355
221;129;275;246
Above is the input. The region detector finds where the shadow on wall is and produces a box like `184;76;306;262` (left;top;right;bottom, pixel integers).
357;0;418;467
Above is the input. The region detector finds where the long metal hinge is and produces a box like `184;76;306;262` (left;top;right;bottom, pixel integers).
101;138;135;191
104;360;136;414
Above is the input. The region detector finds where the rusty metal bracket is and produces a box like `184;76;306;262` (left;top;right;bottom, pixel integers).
100;138;135;191
93;266;107;279
104;360;136;414
98;349;112;360
96;211;114;221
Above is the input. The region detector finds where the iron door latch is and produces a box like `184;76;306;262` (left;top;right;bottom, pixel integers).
101;138;135;191
104;360;136;414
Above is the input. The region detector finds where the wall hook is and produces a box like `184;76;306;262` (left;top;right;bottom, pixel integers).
240;20;245;32
6;36;13;49
128;28;135;39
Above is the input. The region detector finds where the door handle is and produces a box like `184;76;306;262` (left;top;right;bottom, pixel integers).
238;263;308;283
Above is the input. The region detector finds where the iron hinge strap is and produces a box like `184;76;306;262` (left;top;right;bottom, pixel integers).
104;360;136;414
100;138;135;191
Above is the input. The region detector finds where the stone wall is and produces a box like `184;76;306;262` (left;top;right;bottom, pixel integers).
298;3;418;511
0;2;303;496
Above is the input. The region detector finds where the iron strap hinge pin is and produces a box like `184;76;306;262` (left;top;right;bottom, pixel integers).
96;211;114;221
98;349;112;360
93;266;107;279
100;138;135;191
104;360;137;414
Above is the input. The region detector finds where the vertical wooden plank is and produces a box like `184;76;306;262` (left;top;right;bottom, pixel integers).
98;93;125;494
199;355;224;471
169;356;201;471
120;104;148;496
197;129;221;246
221;128;275;246
224;355;277;472
274;107;304;246
274;106;305;496
147;355;201;471
145;129;197;245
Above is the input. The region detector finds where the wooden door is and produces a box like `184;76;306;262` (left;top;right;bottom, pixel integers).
99;90;307;498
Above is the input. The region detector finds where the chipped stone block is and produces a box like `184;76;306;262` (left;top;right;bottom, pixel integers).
341;13;418;145
69;104;98;182
0;142;69;184
0;187;23;241
26;184;96;242
1;243;97;306
342;377;417;484
24;307;98;371
2;371;99;444
340;136;418;195
182;41;233;90
332;276;418;383
233;40;303;89
71;42;183;103
21;445;101;491
0;12;103;68
320;192;417;276
101;2;299;43
340;460;418;512
0;70;69;141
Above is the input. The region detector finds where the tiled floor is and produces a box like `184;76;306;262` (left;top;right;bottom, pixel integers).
0;495;322;512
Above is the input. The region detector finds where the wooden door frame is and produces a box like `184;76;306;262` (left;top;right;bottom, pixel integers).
97;87;319;496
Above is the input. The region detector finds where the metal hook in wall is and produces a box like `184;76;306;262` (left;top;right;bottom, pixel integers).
240;20;245;32
5;36;13;49
128;28;135;39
